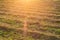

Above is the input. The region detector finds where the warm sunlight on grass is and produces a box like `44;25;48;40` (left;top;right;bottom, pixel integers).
0;0;60;40
21;0;34;3
20;0;39;4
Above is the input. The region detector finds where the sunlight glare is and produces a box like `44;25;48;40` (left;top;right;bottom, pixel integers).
20;0;35;4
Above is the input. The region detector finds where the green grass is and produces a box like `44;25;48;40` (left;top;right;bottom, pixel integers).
0;18;23;28
47;27;60;35
0;27;23;40
0;27;60;40
0;27;36;40
0;0;60;40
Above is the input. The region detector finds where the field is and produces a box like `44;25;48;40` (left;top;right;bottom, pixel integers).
0;0;60;40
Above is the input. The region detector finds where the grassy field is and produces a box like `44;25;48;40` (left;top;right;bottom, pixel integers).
0;0;60;40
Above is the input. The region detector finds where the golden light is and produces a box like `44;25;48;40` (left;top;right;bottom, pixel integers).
20;0;36;4
21;0;32;2
24;0;31;2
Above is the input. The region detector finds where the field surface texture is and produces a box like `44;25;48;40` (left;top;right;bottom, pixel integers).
0;0;60;40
